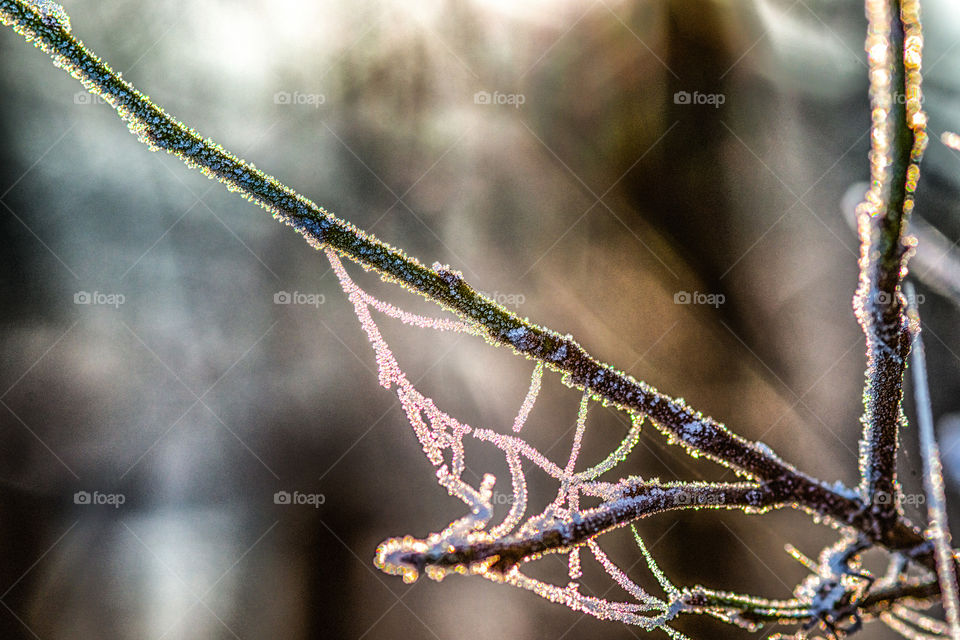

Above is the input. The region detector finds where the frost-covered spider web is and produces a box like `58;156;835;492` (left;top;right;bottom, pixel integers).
326;248;694;637
325;250;952;639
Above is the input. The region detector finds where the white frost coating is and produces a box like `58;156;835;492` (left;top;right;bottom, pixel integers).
567;547;582;580
632;525;679;597
754;441;781;461
828;480;861;501
24;0;70;31
681;422;702;436
488;442;527;538
588;539;659;605
498;568;680;631
356;286;479;334
472;427;566;478
880;610;947;640
505;327;528;344
576;413;644;481
891;604;952;636
512;362;543;433
564;392;590;476
3;4;905;632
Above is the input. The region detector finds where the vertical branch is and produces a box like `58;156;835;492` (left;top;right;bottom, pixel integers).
855;0;927;531
906;282;960;638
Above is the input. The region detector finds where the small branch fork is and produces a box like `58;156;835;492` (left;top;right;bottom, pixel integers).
1;0;955;634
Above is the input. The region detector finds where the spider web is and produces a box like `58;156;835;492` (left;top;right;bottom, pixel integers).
325;248;693;637
325;249;952;639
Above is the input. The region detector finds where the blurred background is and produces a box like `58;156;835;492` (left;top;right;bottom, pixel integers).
1;0;960;638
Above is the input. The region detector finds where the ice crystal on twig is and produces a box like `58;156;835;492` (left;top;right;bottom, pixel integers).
512;362;543;433
881;607;950;639
22;0;68;30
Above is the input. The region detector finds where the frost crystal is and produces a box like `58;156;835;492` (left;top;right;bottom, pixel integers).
23;0;69;31
512;362;542;433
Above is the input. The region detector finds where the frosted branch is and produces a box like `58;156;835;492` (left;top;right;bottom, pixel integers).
375;480;790;581
906;283;960;638
853;0;927;530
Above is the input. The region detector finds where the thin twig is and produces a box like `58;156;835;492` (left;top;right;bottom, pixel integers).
906;282;960;638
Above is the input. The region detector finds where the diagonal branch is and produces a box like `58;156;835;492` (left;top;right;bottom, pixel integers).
0;0;935;567
906;282;960;637
375;480;792;581
683;577;946;628
854;0;927;532
0;0;792;485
